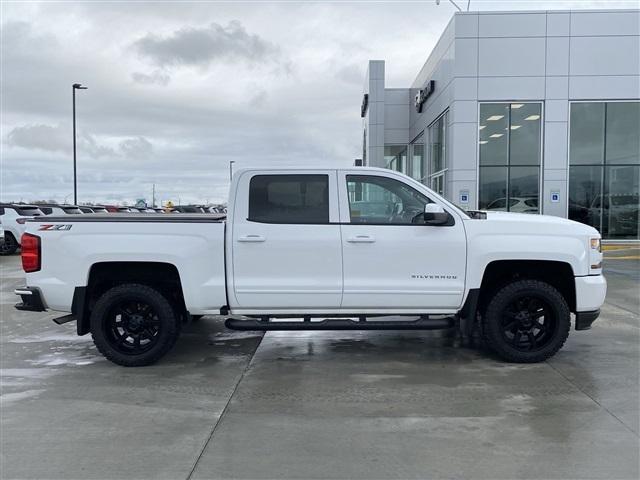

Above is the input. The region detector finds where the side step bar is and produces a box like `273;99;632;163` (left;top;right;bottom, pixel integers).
53;314;76;325
225;316;454;331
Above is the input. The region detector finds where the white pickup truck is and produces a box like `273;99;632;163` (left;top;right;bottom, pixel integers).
15;168;606;366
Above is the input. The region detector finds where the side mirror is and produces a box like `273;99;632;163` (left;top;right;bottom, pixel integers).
424;203;449;225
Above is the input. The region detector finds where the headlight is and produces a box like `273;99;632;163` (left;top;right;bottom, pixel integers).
590;238;601;252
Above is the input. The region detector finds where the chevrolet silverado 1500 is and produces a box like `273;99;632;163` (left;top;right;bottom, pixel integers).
15;168;606;366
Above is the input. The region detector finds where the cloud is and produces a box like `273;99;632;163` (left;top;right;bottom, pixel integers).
132;20;281;69
131;70;171;86
119;136;153;159
6;124;115;158
77;131;115;158
6;124;69;153
5;124;152;160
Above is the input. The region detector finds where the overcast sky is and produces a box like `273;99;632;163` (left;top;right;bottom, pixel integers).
1;0;635;205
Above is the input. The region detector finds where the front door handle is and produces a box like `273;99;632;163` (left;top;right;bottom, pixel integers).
238;234;266;243
347;235;375;243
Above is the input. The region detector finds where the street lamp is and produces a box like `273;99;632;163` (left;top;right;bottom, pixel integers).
72;83;88;205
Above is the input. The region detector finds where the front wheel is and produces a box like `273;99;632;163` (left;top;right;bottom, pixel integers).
482;279;570;363
90;283;181;366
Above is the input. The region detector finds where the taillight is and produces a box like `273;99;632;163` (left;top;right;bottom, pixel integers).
21;233;41;273
16;218;27;224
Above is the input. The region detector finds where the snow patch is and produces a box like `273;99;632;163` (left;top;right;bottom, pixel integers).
0;389;46;405
209;331;263;341
10;334;92;344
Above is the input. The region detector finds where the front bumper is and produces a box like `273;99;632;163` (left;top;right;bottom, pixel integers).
575;275;607;312
15;287;46;312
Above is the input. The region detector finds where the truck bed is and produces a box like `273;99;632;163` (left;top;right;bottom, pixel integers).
24;214;228;314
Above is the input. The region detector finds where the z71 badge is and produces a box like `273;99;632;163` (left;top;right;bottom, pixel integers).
38;224;73;231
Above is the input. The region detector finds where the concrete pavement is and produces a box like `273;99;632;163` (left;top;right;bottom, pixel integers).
1;253;638;479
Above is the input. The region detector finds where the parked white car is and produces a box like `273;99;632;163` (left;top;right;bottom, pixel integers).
486;197;539;214
38;205;84;215
15;168;606;366
0;204;45;254
79;206;109;214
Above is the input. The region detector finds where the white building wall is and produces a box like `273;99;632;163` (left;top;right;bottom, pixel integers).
365;9;640;217
384;89;410;145
362;60;386;167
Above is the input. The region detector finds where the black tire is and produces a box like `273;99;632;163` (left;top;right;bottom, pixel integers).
1;233;18;255
482;279;570;363
90;283;181;367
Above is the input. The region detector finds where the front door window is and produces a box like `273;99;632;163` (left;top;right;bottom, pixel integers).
346;175;431;225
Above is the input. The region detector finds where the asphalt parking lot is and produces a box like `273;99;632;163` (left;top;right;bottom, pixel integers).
1;250;639;480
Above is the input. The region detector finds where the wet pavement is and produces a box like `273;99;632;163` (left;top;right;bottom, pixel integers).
1;252;638;479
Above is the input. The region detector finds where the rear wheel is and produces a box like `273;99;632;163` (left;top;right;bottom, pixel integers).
90;283;181;366
1;233;18;255
482;279;570;363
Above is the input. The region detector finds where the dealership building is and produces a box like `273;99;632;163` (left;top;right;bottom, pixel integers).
360;9;639;240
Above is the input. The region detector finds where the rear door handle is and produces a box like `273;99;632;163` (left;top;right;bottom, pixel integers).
347;235;375;243
238;234;266;243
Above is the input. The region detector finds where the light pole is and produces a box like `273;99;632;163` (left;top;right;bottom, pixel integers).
72;83;88;205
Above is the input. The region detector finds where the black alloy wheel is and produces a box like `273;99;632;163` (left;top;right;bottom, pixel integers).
482;279;570;363
90;283;181;366
500;295;557;352
105;300;161;355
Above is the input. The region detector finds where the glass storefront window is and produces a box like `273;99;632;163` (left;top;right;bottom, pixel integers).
480;166;508;211
508;166;540;213
570;103;605;165
479;103;542;213
428;111;448;195
569;102;640;239
384;145;407;174
569;165;602;231
410;137;424;181
602;165;639;238
510;104;542;166
479;104;509;166
605;102;640;165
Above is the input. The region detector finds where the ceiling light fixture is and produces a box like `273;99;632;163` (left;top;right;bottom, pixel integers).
486;115;504;121
479;140;489;144
511;104;524;109
479;125;486;130
525;114;540;121
490;133;504;138
510;125;521;130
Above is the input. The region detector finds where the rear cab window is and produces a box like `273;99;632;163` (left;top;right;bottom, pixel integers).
248;174;329;224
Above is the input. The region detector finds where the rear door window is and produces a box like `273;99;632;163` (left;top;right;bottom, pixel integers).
249;175;329;224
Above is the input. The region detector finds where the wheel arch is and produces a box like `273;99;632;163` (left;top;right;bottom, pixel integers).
76;261;186;335
478;260;576;315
